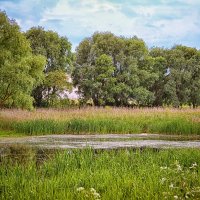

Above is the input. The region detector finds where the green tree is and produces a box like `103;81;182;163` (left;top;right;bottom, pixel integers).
73;32;158;106
44;70;72;106
91;54;116;106
74;32;200;108
186;50;200;108
0;11;45;109
161;46;197;107
74;54;116;106
25;27;73;106
150;46;200;108
150;48;168;106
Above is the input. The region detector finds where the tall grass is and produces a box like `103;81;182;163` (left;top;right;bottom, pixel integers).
0;107;200;135
1;148;200;199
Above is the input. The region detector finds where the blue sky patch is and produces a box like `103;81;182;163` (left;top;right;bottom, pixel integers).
1;0;200;51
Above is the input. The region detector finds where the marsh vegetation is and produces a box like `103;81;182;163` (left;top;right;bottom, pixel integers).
0;108;200;136
1;4;200;200
1;148;200;200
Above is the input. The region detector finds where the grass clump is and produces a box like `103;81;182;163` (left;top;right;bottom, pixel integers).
13;119;67;135
1;148;200;199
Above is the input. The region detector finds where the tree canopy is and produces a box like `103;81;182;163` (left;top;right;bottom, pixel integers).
1;11;200;109
73;32;158;106
25;27;73;107
150;45;200;108
73;32;200;107
0;11;45;109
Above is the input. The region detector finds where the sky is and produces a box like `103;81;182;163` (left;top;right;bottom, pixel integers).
1;0;200;51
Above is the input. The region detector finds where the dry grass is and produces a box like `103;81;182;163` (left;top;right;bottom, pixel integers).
0;107;200;121
0;107;200;135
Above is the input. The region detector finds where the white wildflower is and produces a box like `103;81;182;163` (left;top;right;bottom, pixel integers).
190;162;198;169
175;160;182;171
160;178;166;184
160;166;168;170
90;188;96;193
169;183;174;188
176;164;182;171
174;195;178;199
77;187;85;192
90;188;101;199
193;162;198;166
93;192;101;198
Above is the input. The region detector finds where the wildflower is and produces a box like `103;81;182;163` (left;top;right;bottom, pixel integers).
174;195;178;199
90;188;96;193
177;165;182;171
193;162;198;167
90;188;101;199
190;162;198;169
160;166;168;170
93;192;101;198
169;183;174;188
77;187;85;192
67;150;72;155
175;160;182;171
160;178;166;184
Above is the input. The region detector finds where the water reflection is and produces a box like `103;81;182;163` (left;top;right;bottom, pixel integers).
0;145;59;166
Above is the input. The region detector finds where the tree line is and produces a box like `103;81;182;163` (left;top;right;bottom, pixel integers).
0;11;200;109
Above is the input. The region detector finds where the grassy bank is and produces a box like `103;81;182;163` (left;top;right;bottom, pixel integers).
0;108;200;136
1;148;200;199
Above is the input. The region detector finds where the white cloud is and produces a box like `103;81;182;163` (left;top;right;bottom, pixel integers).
1;0;200;49
40;0;135;39
179;0;200;5
132;6;157;17
0;0;44;30
39;0;200;49
1;0;41;14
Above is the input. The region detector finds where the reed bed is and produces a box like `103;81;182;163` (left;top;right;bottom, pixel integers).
0;107;200;135
1;148;200;199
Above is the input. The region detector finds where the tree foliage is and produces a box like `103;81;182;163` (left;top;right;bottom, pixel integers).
1;11;200;109
151;45;200;108
0;11;45;109
73;32;200;107
25;27;73;106
44;70;72;106
73;32;158;106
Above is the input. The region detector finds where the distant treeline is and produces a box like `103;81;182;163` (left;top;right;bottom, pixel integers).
0;11;200;109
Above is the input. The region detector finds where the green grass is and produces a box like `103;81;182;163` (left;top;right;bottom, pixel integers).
0;130;24;137
1;148;200;199
1;116;200;136
0;108;200;136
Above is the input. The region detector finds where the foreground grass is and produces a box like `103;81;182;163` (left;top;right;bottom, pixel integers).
1;148;200;199
0;107;200;135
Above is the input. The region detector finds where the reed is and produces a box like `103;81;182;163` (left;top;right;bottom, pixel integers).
0;107;200;135
1;148;200;199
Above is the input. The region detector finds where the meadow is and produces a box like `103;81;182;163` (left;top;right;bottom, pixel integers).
1;148;200;200
1;108;200;199
0;107;200;136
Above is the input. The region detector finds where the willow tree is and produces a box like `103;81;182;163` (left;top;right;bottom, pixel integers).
25;27;73;107
73;32;158;106
0;11;45;109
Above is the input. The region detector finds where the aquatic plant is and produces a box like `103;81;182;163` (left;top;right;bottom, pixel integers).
0;108;200;135
1;149;200;199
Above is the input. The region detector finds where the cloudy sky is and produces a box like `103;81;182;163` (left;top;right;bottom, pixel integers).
1;0;200;51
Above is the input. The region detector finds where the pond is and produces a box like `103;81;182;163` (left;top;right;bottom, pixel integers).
1;134;200;150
